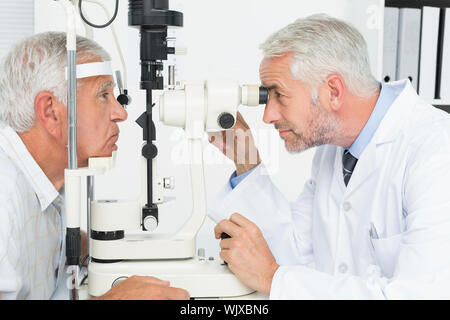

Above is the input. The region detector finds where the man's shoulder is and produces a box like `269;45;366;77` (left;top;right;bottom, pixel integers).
387;102;450;177
0;150;27;196
409;101;450;129
0;150;33;240
403;103;450;151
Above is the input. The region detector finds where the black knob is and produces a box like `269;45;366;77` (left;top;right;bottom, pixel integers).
220;232;231;265
218;113;235;129
142;143;158;159
117;94;131;106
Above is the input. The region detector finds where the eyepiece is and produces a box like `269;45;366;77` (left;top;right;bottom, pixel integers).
241;85;268;106
259;86;268;105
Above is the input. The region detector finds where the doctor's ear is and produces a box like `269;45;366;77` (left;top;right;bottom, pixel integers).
34;91;65;139
322;74;345;112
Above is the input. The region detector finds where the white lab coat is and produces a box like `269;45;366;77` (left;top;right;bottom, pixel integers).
208;80;450;299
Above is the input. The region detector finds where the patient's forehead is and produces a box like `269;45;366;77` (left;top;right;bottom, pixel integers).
96;78;116;93
83;75;116;94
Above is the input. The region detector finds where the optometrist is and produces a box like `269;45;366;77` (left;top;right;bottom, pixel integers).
208;14;450;299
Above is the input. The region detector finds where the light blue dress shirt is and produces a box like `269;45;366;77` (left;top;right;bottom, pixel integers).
230;82;400;189
346;82;399;159
230;167;254;188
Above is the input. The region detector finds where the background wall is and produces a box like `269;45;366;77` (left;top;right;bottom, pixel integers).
33;0;384;238
0;0;34;60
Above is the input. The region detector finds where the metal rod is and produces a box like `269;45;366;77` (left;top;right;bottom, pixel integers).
115;70;124;95
168;65;175;89
67;49;78;300
86;176;94;264
146;89;153;205
69;265;80;300
61;0;79;301
67;50;77;170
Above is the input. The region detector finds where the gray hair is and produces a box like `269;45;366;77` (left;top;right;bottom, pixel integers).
0;31;110;132
260;14;380;99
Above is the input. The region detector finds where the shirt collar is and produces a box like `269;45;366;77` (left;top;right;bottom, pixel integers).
347;82;400;159
0;125;59;212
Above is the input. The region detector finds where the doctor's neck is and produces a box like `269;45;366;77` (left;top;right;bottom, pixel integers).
332;86;381;149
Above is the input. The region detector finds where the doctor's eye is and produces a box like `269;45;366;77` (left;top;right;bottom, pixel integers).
100;92;109;100
271;90;285;99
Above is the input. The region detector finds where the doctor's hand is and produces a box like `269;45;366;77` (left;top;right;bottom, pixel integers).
215;213;279;295
92;275;190;300
208;112;261;176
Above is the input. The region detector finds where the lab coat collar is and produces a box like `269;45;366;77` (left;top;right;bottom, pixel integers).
373;79;415;145
343;79;417;193
342;138;377;192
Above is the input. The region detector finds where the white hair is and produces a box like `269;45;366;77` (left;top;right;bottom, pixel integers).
0;31;110;132
260;14;380;99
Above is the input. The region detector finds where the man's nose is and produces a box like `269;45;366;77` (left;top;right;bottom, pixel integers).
262;98;281;125
111;98;128;122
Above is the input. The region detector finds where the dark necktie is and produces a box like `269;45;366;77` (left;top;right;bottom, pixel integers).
342;149;358;186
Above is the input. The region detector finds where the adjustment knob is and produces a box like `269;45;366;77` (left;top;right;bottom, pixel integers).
143;215;158;232
117;93;132;107
218;112;235;129
142;143;158;159
220;233;231;265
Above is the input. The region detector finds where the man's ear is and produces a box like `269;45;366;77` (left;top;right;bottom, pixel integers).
34;91;64;139
324;74;346;112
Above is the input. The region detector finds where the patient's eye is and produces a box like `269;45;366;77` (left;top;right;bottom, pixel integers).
98;91;109;100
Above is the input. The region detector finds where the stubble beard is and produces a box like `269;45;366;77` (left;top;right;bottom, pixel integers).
279;100;342;154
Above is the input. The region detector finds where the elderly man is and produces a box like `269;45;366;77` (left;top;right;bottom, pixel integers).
0;32;189;300
209;14;450;299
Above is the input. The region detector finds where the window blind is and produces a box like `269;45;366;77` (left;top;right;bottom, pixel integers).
0;0;34;60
